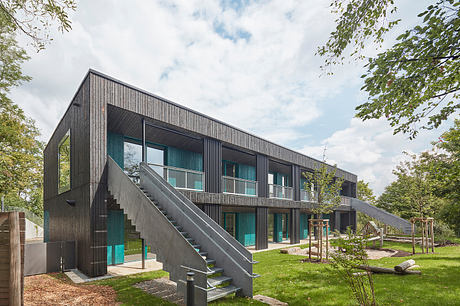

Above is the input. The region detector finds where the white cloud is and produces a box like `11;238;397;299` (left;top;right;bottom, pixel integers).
8;0;444;197
10;0;363;140
299;118;449;195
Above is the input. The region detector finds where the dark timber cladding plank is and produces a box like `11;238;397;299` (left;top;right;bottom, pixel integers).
92;72;357;182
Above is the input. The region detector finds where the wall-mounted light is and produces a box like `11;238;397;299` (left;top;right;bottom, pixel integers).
66;200;76;207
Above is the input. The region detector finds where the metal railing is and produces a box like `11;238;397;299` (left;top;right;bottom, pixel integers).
300;189;317;202
222;176;258;196
269;184;293;200
340;196;351;205
148;163;205;191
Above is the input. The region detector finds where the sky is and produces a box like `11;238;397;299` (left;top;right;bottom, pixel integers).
10;0;453;195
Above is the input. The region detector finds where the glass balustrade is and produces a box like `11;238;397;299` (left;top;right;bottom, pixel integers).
300;189;317;202
222;176;258;196
148;163;205;191
269;184;293;200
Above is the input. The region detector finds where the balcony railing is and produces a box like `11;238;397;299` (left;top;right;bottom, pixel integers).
222;176;258;196
300;189;317;202
340;196;351;205
300;191;352;206
148;163;205;191
269;184;293;200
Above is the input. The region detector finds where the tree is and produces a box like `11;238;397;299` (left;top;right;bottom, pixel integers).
0;0;75;214
318;0;459;139
303;164;344;216
427;120;460;235
356;180;378;231
378;151;438;220
357;180;377;205
0;98;43;216
330;228;376;306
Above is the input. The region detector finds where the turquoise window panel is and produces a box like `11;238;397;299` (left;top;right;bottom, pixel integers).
44;210;49;242
236;213;255;246
237;163;256;181
107;132;124;169
273;214;283;242
299;214;311;239
222;160;256;181
166;146;203;172
107;210;125;265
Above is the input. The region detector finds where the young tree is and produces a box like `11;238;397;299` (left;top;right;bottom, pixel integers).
330;228;376;306
303;164;344;216
318;0;459;139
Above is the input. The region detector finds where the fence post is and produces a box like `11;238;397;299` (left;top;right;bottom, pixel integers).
9;212;22;305
186;271;195;306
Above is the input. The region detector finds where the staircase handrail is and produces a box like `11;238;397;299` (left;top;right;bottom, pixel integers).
142;162;255;265
140;162;256;296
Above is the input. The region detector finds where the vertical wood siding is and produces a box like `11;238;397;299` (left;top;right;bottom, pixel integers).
291;165;300;201
43;75;93;276
203;138;222;193
256;155;269;197
255;207;268;250
289;208;300;244
89;72;357;182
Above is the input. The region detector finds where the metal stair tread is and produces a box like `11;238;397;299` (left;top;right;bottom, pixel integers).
208;266;223;274
207;285;240;302
206;258;216;265
207;275;232;287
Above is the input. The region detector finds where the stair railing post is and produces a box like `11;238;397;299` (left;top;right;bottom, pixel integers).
141;118;146;270
186;271;195;306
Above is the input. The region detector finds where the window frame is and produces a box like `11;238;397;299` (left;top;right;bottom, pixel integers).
58;129;71;194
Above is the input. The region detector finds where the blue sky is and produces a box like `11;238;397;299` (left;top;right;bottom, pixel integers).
11;0;453;195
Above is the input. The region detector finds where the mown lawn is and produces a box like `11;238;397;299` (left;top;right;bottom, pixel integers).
93;241;460;305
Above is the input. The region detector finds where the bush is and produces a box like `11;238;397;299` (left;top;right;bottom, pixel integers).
433;221;456;245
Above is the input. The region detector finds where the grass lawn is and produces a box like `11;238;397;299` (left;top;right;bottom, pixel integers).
92;241;460;305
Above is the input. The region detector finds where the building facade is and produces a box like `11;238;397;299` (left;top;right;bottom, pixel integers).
43;70;358;278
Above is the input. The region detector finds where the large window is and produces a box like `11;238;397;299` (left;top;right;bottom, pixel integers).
124;141;164;177
58;130;71;194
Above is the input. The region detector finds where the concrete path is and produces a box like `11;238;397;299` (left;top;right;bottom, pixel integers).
65;258;163;283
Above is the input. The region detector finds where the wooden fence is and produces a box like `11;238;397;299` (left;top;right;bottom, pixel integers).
0;212;25;306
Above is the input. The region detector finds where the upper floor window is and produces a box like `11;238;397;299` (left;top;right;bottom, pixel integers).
58;130;71;194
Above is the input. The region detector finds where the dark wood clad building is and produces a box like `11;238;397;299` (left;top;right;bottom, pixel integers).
44;70;358;277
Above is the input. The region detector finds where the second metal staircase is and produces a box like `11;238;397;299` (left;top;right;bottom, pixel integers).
350;197;412;234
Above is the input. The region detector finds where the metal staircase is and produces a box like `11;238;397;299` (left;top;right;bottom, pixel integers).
349;198;412;234
107;157;257;304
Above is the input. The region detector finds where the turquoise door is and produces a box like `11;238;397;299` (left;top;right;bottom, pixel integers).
107;210;125;265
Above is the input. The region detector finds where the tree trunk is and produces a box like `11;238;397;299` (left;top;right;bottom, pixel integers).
394;260;415;272
356;265;421;275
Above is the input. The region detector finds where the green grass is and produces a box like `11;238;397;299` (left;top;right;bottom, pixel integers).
88;242;460;305
91;270;171;305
